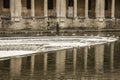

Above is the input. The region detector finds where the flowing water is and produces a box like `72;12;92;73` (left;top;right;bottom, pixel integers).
0;32;120;80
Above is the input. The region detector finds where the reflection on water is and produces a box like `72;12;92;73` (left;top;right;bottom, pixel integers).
0;41;120;80
0;32;120;80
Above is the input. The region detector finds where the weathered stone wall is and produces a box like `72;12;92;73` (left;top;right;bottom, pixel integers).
35;0;44;16
0;0;120;31
21;0;31;16
60;19;106;30
0;19;47;30
0;0;2;15
0;18;120;31
0;0;10;16
77;0;85;17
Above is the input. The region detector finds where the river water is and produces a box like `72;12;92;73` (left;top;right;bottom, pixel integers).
0;32;120;80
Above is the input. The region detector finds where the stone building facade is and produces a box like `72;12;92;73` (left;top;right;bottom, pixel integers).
0;0;120;31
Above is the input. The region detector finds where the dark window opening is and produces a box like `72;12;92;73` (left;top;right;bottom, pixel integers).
48;0;54;9
3;0;10;8
27;0;31;9
68;0;74;7
105;0;108;10
88;0;92;10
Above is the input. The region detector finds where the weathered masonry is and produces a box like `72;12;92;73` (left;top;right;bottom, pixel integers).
0;0;120;30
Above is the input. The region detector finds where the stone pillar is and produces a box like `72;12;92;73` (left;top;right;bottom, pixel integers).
31;0;35;17
60;0;66;21
95;45;104;73
95;0;105;18
85;0;89;18
44;0;48;18
44;53;48;75
15;0;21;21
95;0;100;18
73;48;77;74
84;47;88;72
111;0;115;18
56;0;60;18
10;58;22;79
10;0;15;21
100;0;105;18
110;43;115;72
10;0;21;21
31;54;35;75
74;0;77;18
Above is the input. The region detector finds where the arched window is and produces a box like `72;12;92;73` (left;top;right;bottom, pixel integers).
105;0;108;10
48;0;54;9
3;0;10;8
27;0;31;9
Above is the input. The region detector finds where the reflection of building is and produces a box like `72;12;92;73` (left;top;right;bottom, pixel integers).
0;0;120;30
0;42;116;79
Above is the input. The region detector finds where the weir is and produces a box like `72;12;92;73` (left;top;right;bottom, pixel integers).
0;36;117;59
0;39;118;79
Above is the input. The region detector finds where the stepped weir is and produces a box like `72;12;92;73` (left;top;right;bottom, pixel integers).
0;36;117;59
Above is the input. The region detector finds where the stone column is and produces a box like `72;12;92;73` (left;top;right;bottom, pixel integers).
84;47;88;72
56;0;60;18
10;0;21;21
96;0;105;19
44;0;48;18
31;0;35;17
10;58;22;79
100;0;105;18
110;43;115;72
111;0;115;18
74;0;77;18
60;0;66;21
10;0;15;21
73;48;77;74
15;0;21;21
44;53;48;75
85;0;89;18
56;0;60;22
95;0;100;18
95;45;104;73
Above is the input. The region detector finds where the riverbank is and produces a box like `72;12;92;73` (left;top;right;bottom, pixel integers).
0;29;120;37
